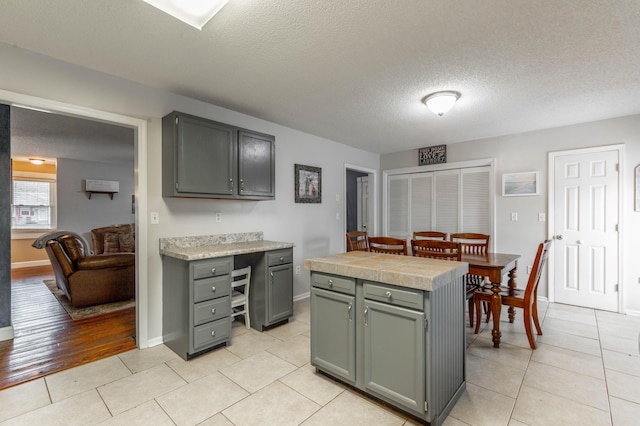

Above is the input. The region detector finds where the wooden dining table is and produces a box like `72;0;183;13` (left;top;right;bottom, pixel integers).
461;252;521;348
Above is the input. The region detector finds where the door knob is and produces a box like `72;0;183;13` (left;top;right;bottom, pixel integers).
577;240;583;245
555;235;563;240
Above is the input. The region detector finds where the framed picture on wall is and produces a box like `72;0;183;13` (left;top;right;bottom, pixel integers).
503;171;539;196
294;164;321;203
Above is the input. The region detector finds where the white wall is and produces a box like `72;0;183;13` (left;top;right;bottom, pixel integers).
0;43;380;343
382;115;640;315
57;158;135;244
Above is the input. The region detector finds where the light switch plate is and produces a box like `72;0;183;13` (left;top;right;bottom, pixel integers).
538;213;546;222
150;212;159;224
511;212;518;221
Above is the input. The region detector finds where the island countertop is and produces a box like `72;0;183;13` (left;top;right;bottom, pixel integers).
159;232;293;261
304;251;468;291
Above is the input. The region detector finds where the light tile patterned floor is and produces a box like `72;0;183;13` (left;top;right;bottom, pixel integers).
1;299;639;425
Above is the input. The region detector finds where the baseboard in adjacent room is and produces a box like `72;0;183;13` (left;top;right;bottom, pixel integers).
0;326;14;342
11;260;50;269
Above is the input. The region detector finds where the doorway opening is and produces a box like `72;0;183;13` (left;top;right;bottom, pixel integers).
345;164;377;250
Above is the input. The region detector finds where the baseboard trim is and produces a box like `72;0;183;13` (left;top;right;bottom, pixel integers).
146;336;164;348
0;326;14;342
11;260;50;269
624;309;640;317
294;292;310;302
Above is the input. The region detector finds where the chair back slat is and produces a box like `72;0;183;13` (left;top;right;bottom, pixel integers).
346;231;369;252
412;231;448;241
411;240;461;261
450;233;490;255
368;236;407;255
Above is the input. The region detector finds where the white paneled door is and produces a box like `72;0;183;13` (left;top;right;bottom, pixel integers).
553;149;619;311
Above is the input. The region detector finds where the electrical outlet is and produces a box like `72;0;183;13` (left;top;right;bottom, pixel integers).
295;265;301;275
511;212;518;221
150;212;159;224
215;212;222;223
527;265;532;274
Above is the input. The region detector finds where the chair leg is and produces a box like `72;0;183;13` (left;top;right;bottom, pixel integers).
468;298;475;328
532;292;542;335
523;305;536;349
474;296;483;334
484;301;491;323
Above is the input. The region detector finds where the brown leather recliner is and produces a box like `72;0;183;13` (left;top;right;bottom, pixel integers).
32;231;135;307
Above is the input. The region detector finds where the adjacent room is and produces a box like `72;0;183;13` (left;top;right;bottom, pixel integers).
0;1;639;425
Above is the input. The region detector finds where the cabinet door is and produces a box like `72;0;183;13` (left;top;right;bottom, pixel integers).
363;299;425;414
177;114;236;195
238;129;275;198
267;263;293;323
310;287;356;383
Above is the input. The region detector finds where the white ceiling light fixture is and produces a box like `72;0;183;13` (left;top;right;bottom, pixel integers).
422;91;461;116
29;158;46;165
143;0;230;30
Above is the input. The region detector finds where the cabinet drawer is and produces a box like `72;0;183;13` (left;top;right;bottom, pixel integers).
193;317;230;350
192;258;232;280
193;275;231;303
312;273;356;295
363;282;423;310
193;296;230;326
267;249;293;266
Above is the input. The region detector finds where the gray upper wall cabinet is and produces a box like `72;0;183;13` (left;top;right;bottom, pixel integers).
162;111;275;200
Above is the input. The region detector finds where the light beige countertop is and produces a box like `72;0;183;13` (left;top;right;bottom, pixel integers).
159;232;293;261
304;251;468;292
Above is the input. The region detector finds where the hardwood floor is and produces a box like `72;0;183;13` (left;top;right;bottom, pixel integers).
0;266;136;390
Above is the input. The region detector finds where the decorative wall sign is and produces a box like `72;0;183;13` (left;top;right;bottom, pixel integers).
419;144;446;165
502;171;539;196
295;164;321;203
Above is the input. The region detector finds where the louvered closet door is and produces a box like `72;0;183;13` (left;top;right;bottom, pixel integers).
388;176;409;238
461;167;491;234
434;170;459;235
410;175;433;233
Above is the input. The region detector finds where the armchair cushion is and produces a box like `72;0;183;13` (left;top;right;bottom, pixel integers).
92;224;135;254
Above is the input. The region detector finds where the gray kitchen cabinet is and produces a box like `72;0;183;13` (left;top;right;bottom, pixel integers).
237;129;275;198
310;282;356;383
162;111;275;200
363;298;425;413
162;256;232;360
310;271;465;424
246;248;293;330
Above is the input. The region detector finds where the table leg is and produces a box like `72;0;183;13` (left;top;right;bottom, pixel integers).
507;266;517;323
490;282;502;348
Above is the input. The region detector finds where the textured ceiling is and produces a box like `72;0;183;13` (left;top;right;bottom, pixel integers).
1;0;639;155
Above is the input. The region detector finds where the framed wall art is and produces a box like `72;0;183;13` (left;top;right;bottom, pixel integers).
419;144;446;165
503;171;539;196
294;164;321;203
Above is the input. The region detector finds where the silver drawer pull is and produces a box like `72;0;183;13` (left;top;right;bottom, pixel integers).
347;303;353;322
328;279;333;287
211;286;216;292
385;291;392;298
211;268;216;274
211;330;216;337
364;307;369;327
211;308;216;315
279;256;284;262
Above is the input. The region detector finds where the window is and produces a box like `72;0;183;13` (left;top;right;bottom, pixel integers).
11;172;56;230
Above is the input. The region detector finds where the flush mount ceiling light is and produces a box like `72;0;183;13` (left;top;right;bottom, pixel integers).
143;0;230;30
422;91;461;116
29;158;45;165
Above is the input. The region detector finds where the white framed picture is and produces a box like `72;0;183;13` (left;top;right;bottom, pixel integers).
502;171;539;196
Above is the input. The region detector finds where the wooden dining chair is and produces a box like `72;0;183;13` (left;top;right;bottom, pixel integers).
473;240;552;349
368;236;407;255
346;231;369;252
411;239;476;327
412;231;448;241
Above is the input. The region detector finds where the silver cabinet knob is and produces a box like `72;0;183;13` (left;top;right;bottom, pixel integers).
280;256;284;262
328;279;333;287
211;330;216;337
211;286;216;292
211;268;216;274
211;308;216;314
385;291;392;298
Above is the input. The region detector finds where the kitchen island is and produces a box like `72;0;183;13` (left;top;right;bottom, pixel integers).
305;251;468;426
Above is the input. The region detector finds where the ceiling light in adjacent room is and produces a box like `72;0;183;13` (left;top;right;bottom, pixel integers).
422;91;461;116
143;0;230;30
29;158;45;165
